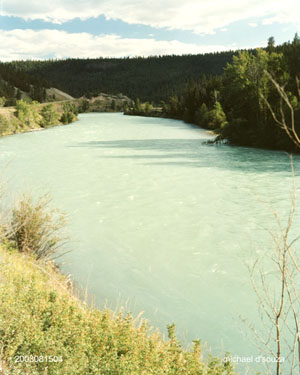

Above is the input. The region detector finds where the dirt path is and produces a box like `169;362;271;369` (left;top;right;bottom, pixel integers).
0;99;77;114
0;107;15;114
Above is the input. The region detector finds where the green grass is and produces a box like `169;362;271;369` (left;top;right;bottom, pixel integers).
0;243;235;375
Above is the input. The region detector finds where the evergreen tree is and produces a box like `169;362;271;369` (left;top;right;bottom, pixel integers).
267;36;275;52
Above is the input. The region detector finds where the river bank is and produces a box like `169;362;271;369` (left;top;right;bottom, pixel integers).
0;192;233;375
124;107;219;140
0;100;79;137
0;243;235;375
0;93;131;138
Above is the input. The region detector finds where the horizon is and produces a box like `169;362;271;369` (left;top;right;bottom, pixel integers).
0;46;264;63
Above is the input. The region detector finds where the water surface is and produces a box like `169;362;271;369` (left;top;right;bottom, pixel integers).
1;113;299;370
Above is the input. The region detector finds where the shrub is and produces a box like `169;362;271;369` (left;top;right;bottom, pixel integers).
10;194;66;260
60;102;78;124
78;99;90;113
62;102;78;116
40;104;60;128
60;111;76;124
0;96;6;107
111;99;116;110
0;114;9;135
15;100;41;127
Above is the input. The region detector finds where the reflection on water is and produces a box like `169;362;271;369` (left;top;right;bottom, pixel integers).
1;113;299;372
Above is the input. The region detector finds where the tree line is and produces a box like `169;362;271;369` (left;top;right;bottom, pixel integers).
2;52;236;103
160;35;300;152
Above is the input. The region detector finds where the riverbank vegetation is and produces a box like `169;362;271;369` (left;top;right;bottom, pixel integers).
0;100;79;136
126;35;300;152
0;92;132;137
0;192;234;375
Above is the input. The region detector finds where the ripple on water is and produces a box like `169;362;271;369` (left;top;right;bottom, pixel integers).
1;113;300;372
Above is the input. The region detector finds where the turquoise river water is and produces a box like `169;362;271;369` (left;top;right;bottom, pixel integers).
1;113;299;372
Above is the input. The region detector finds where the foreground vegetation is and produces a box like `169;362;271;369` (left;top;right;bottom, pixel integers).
0;194;234;375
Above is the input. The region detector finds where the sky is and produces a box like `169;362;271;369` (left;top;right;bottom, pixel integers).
0;0;299;61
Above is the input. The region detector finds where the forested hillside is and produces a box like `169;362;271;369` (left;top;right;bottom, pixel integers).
135;35;300;152
3;51;236;103
0;63;50;105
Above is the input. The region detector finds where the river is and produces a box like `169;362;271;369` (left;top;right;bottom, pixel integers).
1;113;299;372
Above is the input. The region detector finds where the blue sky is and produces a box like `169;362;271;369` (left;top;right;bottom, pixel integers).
0;0;299;61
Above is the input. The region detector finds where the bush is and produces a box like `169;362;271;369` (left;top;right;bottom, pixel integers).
62;102;78;116
10;194;66;260
60;111;76;124
40;104;60;128
60;102;78;124
0;96;6;107
15;100;42;128
78;99;90;113
0;114;9;135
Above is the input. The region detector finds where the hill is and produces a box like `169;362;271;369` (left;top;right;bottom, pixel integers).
3;51;238;103
0;63;50;105
46;87;74;101
0;63;76;106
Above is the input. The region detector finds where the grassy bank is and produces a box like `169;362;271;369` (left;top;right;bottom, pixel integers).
0;196;235;375
0;243;235;375
0;100;79;137
0;94;131;138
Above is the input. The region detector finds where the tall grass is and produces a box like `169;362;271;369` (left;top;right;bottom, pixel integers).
0;245;235;375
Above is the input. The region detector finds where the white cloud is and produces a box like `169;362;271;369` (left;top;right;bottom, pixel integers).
262;18;274;26
248;23;258;27
0;29;235;61
2;0;300;34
